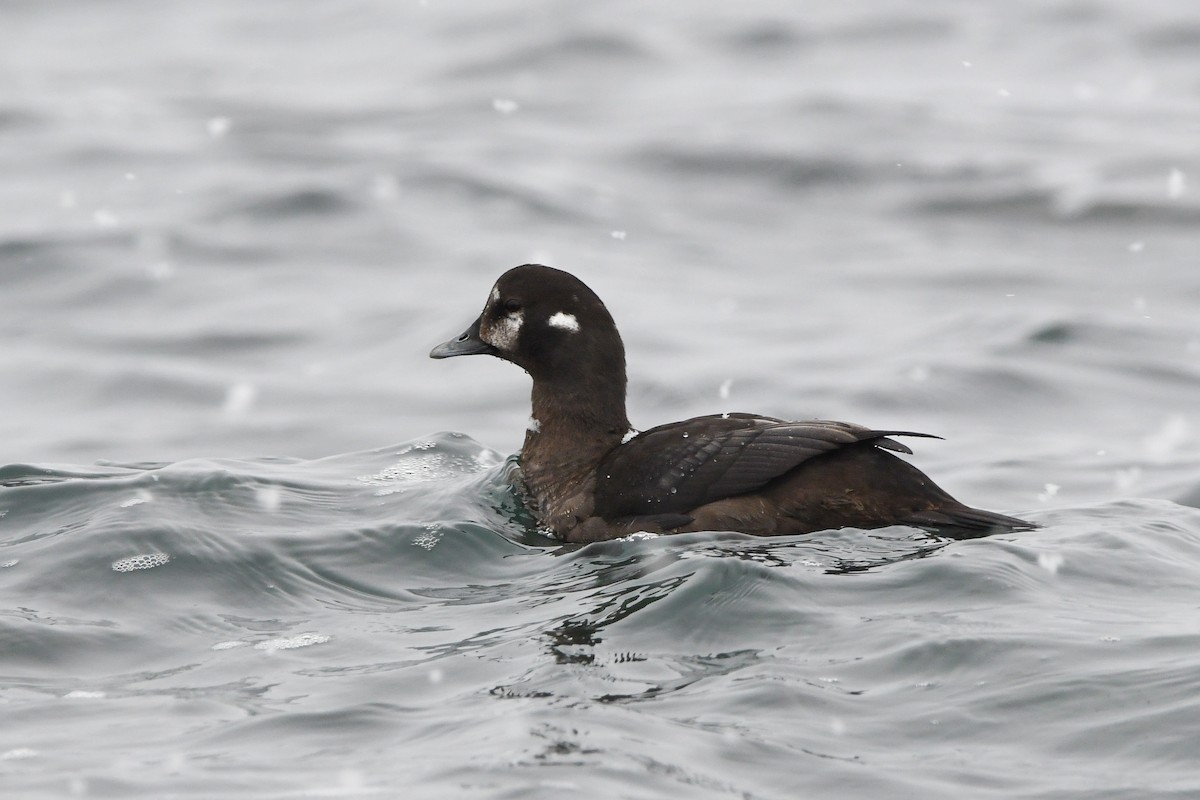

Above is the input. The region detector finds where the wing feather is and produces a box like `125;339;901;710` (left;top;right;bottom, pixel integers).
594;414;938;517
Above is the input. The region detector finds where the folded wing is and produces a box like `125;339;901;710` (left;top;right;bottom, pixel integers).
593;413;938;518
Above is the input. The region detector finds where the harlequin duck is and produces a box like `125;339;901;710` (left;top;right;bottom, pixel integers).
431;264;1033;543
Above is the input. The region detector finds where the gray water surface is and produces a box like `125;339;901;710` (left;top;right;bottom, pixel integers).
3;2;1200;798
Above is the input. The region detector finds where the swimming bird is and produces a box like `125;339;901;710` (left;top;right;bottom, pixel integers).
431;264;1033;543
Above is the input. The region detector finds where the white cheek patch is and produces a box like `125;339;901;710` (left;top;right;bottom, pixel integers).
482;310;523;351
548;312;580;333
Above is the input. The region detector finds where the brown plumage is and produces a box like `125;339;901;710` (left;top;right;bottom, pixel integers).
431;264;1033;543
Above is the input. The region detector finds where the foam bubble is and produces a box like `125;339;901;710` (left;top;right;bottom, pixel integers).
64;690;106;699
112;553;170;572
412;524;443;551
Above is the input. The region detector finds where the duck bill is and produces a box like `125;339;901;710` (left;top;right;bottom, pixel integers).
430;317;497;359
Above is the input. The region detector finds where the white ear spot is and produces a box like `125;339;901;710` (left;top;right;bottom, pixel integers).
548;312;580;333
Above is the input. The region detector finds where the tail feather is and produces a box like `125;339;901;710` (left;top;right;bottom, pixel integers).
903;505;1036;540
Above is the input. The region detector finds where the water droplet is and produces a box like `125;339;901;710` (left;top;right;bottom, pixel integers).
1168;168;1186;199
1037;552;1064;574
222;382;257;416
92;209;119;228
206;116;232;137
1036;483;1060;502
255;485;282;512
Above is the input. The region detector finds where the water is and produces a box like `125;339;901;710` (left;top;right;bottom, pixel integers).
3;1;1200;797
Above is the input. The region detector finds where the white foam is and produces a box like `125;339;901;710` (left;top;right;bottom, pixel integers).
527;416;541;433
112;553;170;572
412;523;443;551
119;491;152;508
254;633;331;652
1;748;38;760
548;312;579;332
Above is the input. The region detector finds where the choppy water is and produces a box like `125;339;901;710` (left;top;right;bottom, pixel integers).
3;1;1200;798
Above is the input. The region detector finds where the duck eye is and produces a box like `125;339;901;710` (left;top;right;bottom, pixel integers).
503;298;522;313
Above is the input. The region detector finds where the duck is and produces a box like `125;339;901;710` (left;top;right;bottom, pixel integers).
430;264;1033;543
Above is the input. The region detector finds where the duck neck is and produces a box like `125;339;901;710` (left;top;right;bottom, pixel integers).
521;367;631;489
524;373;630;454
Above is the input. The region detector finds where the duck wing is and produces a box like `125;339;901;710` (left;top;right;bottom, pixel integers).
593;413;938;519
